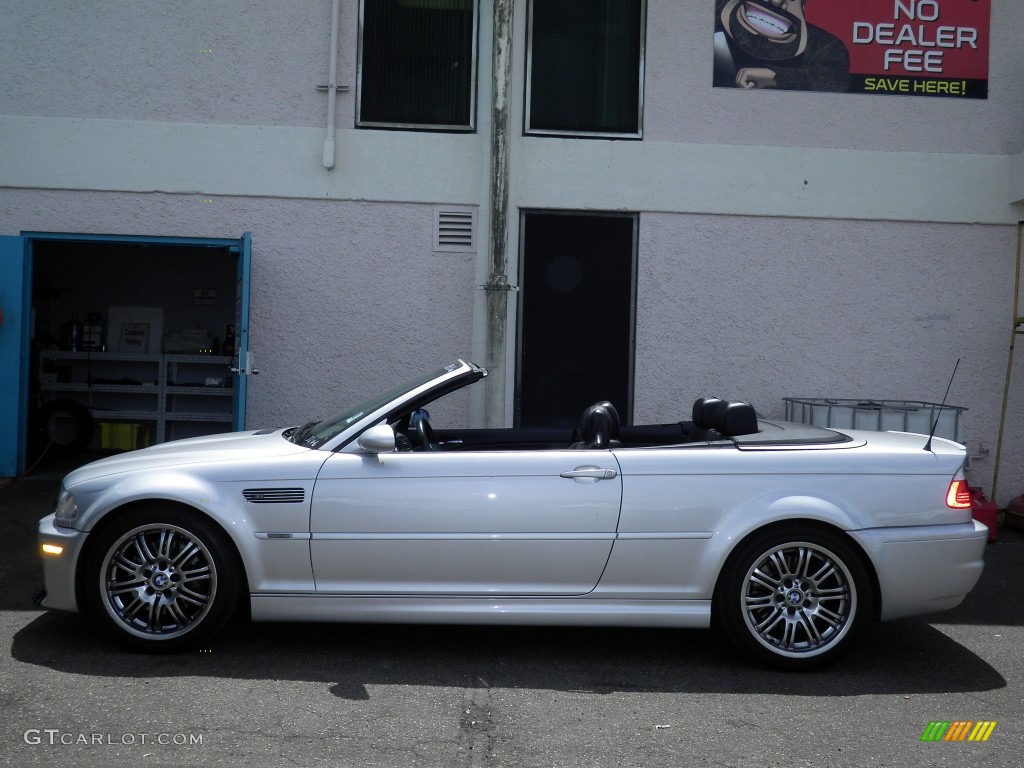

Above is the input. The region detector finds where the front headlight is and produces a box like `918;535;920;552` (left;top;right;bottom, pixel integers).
54;488;78;526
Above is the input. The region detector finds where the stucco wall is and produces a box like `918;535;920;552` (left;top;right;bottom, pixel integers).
0;189;476;429
635;212;1024;495
6;1;1021;154
2;0;357;129
3;1;1024;500
7;195;1020;496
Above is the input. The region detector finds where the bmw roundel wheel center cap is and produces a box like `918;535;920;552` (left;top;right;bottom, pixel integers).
150;570;172;591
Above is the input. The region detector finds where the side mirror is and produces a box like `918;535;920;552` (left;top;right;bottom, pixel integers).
356;423;396;454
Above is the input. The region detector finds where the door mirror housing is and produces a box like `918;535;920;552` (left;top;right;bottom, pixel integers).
356;423;396;453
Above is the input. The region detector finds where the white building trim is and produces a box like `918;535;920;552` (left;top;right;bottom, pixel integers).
1;114;1018;225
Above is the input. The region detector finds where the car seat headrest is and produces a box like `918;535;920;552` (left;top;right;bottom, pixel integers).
692;397;725;430
718;401;758;437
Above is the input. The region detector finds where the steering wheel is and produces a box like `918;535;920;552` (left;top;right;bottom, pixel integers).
410;409;440;452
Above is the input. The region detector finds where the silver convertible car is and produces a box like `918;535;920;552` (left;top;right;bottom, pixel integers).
37;360;988;668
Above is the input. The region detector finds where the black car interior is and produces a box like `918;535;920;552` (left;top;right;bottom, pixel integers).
391;397;761;452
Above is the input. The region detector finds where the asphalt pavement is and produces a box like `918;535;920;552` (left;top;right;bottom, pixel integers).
1;452;1022;768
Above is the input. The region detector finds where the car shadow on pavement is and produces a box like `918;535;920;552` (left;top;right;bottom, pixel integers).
9;611;1005;700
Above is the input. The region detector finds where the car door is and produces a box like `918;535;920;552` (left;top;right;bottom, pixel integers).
309;449;622;595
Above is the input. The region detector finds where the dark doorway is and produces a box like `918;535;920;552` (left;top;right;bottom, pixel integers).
28;235;249;460
516;211;637;428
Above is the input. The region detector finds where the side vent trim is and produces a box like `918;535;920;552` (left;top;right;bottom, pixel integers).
242;488;306;504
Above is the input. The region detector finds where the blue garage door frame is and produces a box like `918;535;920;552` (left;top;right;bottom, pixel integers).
0;232;252;477
0;236;31;477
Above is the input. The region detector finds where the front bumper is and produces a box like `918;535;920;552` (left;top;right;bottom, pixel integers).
849;520;988;621
37;513;88;613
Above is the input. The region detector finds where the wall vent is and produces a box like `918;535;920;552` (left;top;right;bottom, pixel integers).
434;206;476;252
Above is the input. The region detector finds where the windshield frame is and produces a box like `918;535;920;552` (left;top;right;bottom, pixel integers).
294;360;485;451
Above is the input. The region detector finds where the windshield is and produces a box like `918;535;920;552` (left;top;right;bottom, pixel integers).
291;365;460;448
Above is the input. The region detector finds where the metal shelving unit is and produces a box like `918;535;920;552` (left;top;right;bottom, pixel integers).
38;351;234;446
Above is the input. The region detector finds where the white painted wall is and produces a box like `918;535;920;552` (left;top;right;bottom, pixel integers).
635;213;1024;497
2;0;352;129
5;0;1019;153
2;0;1024;500
0;189;477;429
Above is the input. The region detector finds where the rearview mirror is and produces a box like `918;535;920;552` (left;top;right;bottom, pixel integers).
356;423;396;453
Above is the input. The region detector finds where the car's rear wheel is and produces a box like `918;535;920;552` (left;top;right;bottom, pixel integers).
84;506;240;651
716;527;873;669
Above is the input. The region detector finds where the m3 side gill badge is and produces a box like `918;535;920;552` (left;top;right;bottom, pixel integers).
242;488;306;504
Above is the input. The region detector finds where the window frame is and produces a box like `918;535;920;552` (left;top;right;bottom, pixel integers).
356;0;480;132
524;0;647;140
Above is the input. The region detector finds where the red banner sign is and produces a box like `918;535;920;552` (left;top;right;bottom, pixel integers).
713;0;990;98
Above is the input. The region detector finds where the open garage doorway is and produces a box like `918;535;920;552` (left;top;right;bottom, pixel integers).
0;232;251;474
516;211;637;428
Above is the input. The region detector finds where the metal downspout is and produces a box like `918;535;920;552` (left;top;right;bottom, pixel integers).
483;0;515;427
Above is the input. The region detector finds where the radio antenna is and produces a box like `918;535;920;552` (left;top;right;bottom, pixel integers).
924;358;960;452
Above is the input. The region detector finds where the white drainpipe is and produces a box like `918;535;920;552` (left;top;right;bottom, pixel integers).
323;0;341;169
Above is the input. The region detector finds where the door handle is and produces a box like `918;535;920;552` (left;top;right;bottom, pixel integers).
560;466;617;481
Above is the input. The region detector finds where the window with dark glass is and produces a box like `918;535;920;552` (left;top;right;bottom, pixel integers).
526;0;645;137
358;0;478;130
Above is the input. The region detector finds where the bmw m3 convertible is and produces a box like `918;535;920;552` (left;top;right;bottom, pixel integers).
37;360;988;668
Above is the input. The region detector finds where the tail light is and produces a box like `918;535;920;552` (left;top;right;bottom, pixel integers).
946;479;972;509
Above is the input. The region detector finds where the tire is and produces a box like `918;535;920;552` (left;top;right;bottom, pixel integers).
715;526;873;669
83;506;241;651
36;399;94;453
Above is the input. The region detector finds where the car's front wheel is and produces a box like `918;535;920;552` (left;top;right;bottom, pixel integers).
84;506;240;651
716;527;873;669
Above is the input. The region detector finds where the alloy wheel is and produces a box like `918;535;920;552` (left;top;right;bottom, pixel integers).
100;523;218;639
740;540;856;656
